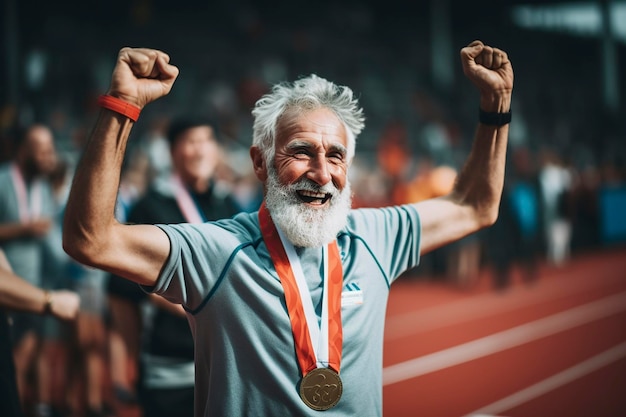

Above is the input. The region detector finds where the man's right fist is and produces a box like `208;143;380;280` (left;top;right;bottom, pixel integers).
107;47;179;109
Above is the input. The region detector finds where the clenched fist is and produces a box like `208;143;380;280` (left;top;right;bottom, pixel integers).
460;40;514;113
47;290;80;321
107;47;180;109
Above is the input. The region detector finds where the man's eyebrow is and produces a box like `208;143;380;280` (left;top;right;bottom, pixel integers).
285;140;313;151
328;143;347;156
284;140;347;156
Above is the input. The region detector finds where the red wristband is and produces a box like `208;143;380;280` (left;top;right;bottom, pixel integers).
97;95;141;122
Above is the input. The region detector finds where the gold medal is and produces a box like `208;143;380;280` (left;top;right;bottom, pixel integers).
299;367;343;411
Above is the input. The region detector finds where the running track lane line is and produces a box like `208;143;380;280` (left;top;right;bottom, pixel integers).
382;291;626;386
385;270;626;340
461;342;626;417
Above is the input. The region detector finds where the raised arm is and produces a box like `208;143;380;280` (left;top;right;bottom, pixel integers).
62;48;179;286
415;40;514;254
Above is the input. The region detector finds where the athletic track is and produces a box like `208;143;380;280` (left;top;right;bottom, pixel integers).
382;245;626;417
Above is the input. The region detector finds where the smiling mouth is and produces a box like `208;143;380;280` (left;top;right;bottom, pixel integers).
297;190;332;205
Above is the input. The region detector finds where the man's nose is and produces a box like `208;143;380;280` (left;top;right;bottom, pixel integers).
307;155;332;186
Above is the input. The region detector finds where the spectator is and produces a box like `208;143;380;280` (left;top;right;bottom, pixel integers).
0;124;60;417
486;146;543;290
538;148;573;266
0;248;80;417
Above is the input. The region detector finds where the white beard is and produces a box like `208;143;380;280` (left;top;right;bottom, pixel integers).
264;167;352;248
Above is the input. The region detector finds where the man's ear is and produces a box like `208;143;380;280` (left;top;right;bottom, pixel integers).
250;146;268;182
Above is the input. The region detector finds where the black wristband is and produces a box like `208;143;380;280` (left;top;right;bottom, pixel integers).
479;108;511;126
43;291;53;314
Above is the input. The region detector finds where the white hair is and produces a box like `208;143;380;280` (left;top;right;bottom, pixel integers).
251;74;365;167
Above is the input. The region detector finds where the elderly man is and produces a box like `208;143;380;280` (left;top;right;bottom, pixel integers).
63;40;513;416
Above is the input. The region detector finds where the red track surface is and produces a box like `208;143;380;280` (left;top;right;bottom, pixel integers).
383;246;626;417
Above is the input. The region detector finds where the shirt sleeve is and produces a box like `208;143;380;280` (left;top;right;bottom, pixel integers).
346;204;421;284
146;222;241;310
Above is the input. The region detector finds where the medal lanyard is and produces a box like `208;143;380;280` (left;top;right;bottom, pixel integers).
10;163;42;223
276;226;329;367
172;174;206;223
259;202;343;375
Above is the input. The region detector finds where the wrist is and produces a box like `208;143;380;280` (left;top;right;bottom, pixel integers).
479;92;512;113
97;95;141;122
479;108;511;127
105;90;144;108
43;290;53;315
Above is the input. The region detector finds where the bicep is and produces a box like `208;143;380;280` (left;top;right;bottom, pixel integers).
98;223;171;286
414;196;480;255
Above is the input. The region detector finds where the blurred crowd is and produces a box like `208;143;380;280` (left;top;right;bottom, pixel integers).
1;2;625;416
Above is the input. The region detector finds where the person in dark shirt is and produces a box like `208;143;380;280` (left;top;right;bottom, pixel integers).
106;117;240;417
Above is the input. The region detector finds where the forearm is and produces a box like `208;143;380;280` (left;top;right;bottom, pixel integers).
1;251;78;320
63;110;134;264
451;121;509;226
0;223;30;241
0;269;49;314
415;121;509;254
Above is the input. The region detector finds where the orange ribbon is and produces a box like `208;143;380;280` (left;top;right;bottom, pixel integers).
259;202;343;375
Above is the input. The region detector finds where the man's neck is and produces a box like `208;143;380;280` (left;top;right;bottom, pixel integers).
15;161;36;184
184;177;211;194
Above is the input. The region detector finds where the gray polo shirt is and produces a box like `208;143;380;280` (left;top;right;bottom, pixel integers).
151;204;421;417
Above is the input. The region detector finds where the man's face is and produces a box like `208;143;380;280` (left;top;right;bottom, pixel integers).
261;108;353;247
273;107;349;196
21;126;57;177
170;126;219;186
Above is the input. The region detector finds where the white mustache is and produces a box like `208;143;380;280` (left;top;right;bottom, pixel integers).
289;179;339;197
